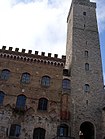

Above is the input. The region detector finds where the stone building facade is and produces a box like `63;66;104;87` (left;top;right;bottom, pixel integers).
0;0;105;139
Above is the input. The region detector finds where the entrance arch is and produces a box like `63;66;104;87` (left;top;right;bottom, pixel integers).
80;122;94;139
33;128;46;139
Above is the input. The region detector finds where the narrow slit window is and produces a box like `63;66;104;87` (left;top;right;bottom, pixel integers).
85;51;88;58
85;63;89;71
84;84;90;92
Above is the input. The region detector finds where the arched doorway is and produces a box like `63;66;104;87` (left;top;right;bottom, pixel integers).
33;128;46;139
80;122;94;139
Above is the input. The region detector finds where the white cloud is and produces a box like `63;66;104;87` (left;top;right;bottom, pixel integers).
0;0;72;56
0;0;104;57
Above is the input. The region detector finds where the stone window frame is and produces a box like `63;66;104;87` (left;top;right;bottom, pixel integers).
57;124;69;137
21;72;30;84
62;79;71;90
16;94;26;110
0;69;10;81
41;75;51;87
38;97;48;111
9;124;21;138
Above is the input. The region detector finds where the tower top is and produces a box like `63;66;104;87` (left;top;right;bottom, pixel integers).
72;0;90;3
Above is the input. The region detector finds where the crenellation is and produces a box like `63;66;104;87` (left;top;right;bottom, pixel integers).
35;51;39;55
22;49;26;53
28;50;32;54
15;48;19;52
48;53;51;57
54;54;58;58
62;55;66;60
0;52;65;67
41;52;45;56
0;46;66;64
2;46;6;50
9;47;13;51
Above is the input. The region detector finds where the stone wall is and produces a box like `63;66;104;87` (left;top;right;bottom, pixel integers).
0;50;65;139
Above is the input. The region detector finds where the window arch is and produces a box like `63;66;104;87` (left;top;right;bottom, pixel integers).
0;91;5;105
0;69;10;80
84;84;90;92
85;63;89;71
57;124;68;137
62;79;70;90
21;72;30;84
16;95;26;110
9;124;21;138
33;128;46;139
41;76;50;87
85;51;88;58
38;98;48;111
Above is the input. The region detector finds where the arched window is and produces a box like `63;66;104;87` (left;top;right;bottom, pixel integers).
0;69;10;80
57;124;68;137
16;95;26;110
62;79;70;90
85;51;88;58
38;98;48;111
41;76;50;87
85;63;89;71
21;72;30;84
84;84;90;92
0;91;5;105
33;128;46;139
9;124;21;138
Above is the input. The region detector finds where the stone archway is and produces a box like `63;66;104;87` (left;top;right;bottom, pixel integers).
33;128;46;139
80;122;94;139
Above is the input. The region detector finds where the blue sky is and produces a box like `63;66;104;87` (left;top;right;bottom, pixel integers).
0;0;105;83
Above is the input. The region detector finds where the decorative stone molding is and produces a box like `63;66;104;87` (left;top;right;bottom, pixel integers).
0;46;66;67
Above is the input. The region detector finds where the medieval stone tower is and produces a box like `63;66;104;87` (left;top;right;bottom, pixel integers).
66;0;105;139
0;0;105;139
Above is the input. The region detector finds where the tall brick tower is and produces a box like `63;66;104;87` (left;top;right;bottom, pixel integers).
66;0;104;139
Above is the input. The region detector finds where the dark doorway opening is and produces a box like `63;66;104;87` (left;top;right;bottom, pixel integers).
80;122;94;139
33;128;46;139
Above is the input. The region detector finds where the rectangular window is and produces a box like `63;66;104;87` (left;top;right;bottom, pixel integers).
9;124;21;138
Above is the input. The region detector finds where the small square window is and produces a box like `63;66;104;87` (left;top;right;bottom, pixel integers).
83;12;86;16
63;69;70;76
